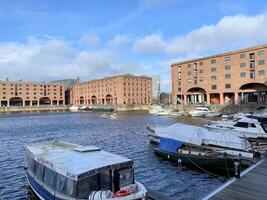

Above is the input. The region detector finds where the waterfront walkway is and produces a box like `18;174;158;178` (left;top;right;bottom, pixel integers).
204;154;267;200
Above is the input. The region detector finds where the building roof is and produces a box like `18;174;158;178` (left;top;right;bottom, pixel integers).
26;141;132;181
0;80;63;86
171;44;267;67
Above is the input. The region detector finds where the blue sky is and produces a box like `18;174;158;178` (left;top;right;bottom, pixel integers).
0;0;267;91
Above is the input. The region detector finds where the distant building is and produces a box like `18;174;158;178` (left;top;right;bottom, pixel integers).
152;75;160;104
51;79;78;105
70;74;152;106
171;44;267;105
160;92;172;105
0;79;65;107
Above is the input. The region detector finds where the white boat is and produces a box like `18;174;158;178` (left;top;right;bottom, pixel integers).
156;109;172;116
25;141;147;200
147;123;256;158
189;106;220;117
149;105;162;114
204;115;267;139
69;105;79;111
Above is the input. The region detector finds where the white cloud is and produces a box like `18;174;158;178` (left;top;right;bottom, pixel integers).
133;34;165;54
133;13;267;56
79;32;100;48
108;35;130;47
0;37;145;82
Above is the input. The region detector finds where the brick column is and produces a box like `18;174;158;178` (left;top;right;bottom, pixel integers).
220;93;224;105
206;93;210;105
184;94;187;105
234;92;239;105
7;101;10;107
22;100;25;106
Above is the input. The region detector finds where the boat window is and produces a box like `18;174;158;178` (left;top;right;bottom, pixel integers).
43;166;57;189
36;162;44;182
28;157;36;174
78;174;99;199
100;170;111;190
233;122;248;128
261;123;267;133
56;173;77;197
119;169;134;187
250;123;256;128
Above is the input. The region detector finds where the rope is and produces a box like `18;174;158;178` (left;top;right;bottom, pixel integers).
182;153;225;181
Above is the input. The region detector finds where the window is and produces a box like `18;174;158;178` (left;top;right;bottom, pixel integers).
224;57;230;62
187;79;192;83
211;59;216;64
187;64;191;69
240;53;246;58
178;66;181;72
250;123;256;128
211;67;216;72
233;122;248;128
199;77;204;82
211;76;217;81
240;63;246;68
258;50;264;56
199;62;203;66
225;65;231;70
225;83;231;89
258;60;265;65
188;71;192;76
199;69;204;73
225;74;231;79
211;85;217;90
249;53;255;59
259;70;265;76
240;72;246;78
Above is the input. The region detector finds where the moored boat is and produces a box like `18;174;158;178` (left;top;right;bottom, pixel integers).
25;141;147;200
189;106;218;117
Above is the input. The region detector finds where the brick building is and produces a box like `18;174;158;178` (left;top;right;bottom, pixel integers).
70;74;152;106
0;80;65;107
172;44;267;105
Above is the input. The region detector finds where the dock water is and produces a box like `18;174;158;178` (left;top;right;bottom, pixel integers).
204;153;267;200
146;189;175;200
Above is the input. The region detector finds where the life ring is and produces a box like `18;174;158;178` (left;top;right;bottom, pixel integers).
113;188;133;197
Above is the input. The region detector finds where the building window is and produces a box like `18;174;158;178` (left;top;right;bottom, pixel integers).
199;62;203;66
211;76;217;80
224;57;230;62
211;59;216;64
240;72;246;78
258;50;264;56
199;78;204;82
240;53;246;58
258;60;265;65
188;71;192;76
211;85;217;90
249;53;255;60
240;63;246;68
225;74;231;79
178;66;181;72
225;65;231;70
259;70;265;76
199;69;204;73
211;67;216;72
187;64;191;69
225;84;231;89
187;79;192;83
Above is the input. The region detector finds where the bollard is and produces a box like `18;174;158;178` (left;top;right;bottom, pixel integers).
234;161;241;178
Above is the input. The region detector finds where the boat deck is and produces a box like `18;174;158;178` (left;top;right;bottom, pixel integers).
205;153;267;200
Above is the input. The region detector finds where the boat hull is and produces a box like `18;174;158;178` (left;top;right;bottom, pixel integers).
154;148;252;176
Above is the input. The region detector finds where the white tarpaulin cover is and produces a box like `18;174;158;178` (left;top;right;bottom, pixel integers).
153;123;251;151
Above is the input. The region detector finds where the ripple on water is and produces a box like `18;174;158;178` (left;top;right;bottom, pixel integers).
0;111;223;200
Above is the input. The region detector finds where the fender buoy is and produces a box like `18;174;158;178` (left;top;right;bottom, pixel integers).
113;188;133;197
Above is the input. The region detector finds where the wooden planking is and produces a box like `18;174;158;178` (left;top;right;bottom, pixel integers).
209;158;267;200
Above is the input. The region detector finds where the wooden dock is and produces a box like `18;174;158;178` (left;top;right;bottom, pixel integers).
204;156;267;200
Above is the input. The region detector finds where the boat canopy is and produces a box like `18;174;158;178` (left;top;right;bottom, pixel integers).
154;123;251;151
26;141;132;181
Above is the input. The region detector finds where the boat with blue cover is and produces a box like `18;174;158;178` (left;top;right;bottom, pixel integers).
25;141;147;200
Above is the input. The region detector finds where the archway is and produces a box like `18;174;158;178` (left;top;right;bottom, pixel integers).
9;97;23;106
239;83;267;104
91;95;97;105
79;96;84;104
187;87;207;104
105;94;113;105
39;97;51;105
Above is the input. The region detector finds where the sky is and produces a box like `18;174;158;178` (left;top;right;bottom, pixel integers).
0;0;267;92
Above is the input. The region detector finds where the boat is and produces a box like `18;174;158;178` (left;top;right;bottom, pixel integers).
156;108;172;116
189;106;221;117
69;105;79;111
204;115;267;139
79;105;90;111
25;141;147;200
148;124;260;175
149;105;162;114
90;105;115;112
